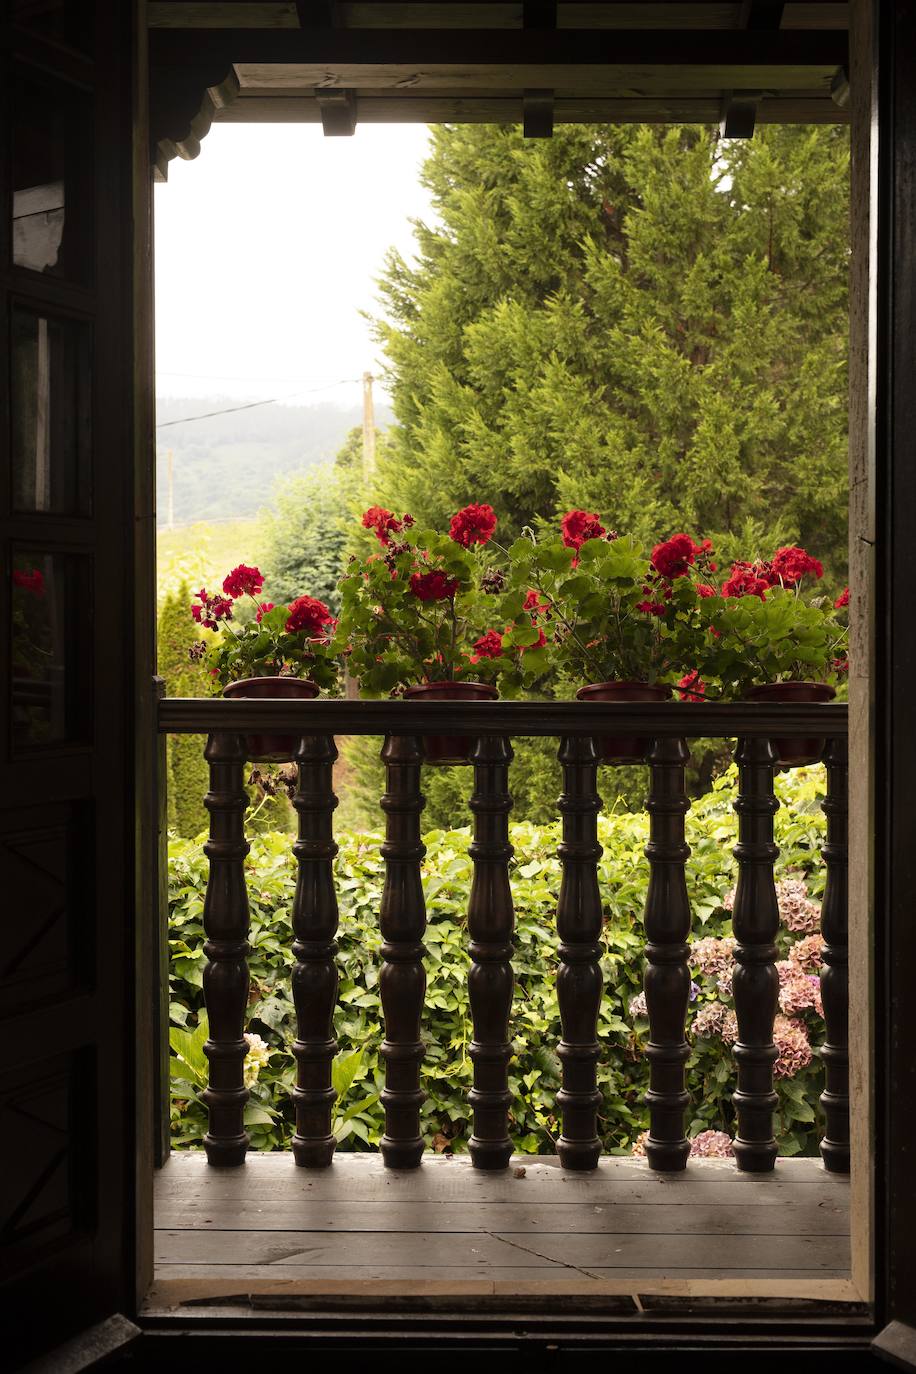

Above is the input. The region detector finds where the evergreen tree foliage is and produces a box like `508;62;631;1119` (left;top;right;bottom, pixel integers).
258;462;355;615
373;123;849;576
158;581;209;837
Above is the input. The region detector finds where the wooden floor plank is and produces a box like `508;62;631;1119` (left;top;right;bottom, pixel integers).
153;1150;854;1299
154;1199;847;1236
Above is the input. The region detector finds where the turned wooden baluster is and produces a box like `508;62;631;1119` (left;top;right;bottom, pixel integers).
731;736;780;1172
555;735;604;1170
820;735;850;1173
467;736;515;1170
643;737;692;1171
291;735;340;1168
379;734;427;1169
201;732;251;1167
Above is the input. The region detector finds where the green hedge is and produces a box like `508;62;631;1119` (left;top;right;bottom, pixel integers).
168;765;829;1156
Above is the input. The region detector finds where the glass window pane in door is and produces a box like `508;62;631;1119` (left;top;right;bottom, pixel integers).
11;551;92;748
11;308;92;515
12;70;93;281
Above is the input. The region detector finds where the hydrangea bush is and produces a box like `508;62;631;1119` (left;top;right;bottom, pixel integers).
169;766;831;1157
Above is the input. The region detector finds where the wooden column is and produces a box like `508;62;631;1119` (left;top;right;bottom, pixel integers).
731;736;780;1172
643;737;692;1171
467;736;515;1170
379;735;427;1169
555;735;603;1170
201;732;251;1167
291;735;340;1168
820;735;850;1173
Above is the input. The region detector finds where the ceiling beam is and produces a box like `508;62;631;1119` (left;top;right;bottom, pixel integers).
149;26;848;67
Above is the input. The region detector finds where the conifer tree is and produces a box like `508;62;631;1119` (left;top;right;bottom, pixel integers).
373;123;849;576
158;582;209;836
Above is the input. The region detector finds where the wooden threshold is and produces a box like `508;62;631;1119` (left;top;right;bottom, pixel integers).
148;1151;860;1313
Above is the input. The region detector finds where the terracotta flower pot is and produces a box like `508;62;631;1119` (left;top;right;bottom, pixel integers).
402;681;499;765
745;681;836;768
222;676;319;763
575;680;673;764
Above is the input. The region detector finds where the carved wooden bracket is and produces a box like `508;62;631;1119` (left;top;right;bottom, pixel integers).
150;64;240;182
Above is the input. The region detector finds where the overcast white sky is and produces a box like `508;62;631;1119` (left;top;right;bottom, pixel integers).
154;123;434;408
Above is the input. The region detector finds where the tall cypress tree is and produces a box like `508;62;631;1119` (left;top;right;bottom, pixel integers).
158;582;209;836
373;123;849;577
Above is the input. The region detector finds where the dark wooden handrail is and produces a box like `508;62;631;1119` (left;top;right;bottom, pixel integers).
159;696;848;738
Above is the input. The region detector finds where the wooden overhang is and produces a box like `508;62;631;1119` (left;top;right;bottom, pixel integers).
148;1;849;173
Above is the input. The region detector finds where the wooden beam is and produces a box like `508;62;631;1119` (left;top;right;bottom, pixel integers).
523;0;557;26
315;84;357;131
523;86;554;135
149;27;849;68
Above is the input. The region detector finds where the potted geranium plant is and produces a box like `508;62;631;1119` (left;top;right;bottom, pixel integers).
700;547;848;766
335;503;512;764
498;513;714;761
190;563;339;762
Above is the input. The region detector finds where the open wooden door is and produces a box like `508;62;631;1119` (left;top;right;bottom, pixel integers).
1;2;154;1365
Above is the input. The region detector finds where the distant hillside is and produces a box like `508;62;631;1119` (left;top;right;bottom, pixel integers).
155;396;393;527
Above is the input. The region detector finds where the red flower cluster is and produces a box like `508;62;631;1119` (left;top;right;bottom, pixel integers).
362;506;414;546
471;630;504;662
285;595;335;637
835;586;850;609
524;588;550;616
696;583;716;598
637;598;667;616
561;509;606;551
524;626;548;653
409;570;459;602
770;546;823;586
721;562;772;600
255;601;275;623
449;503;497;548
222;564;264;599
12;567;45;597
677;670;706;702
192;588;234;631
651;534;704;580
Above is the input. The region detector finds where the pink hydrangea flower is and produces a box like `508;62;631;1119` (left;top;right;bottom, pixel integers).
721;1010;739;1044
630;1129;650;1157
776;960;823;1017
773;1014;813;1077
776;875;821;934
691;936;736;977
689;1130;734;1159
691;1001;729;1039
629;991;648;1019
789;933;826;974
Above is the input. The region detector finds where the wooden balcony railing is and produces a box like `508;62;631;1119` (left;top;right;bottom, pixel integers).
157;698;849;1177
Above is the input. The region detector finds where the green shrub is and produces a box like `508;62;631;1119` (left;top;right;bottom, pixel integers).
158;581;209;837
169;764;830;1157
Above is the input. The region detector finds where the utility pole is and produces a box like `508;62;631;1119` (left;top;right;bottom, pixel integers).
361;371;376;482
166;449;175;530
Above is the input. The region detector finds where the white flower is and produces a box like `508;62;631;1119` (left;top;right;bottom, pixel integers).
243;1032;271;1088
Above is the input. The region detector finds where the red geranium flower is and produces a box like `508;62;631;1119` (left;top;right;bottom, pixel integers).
677;670;706;702
255;601;275;623
285;594;335;636
833;656;849;674
191;588;234;631
721;562;773;600
409;570;459;602
449;503;497;548
524;588;550;617
561;509;606;550
522;625;548;652
470;630;504;662
835;586;850;609
362;506;412;546
770;546;824;586
697;583;716;599
12;567;45;597
651;534;700;580
222;564;264;599
637;599;667;616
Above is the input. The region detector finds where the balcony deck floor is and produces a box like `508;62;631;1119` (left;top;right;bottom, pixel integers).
147;1151;855;1314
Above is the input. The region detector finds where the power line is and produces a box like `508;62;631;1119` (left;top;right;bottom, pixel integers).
158;369;356;383
155;378;362;429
